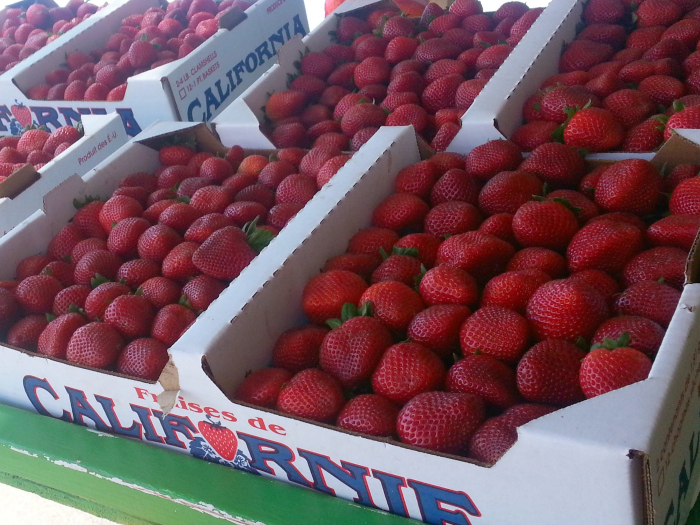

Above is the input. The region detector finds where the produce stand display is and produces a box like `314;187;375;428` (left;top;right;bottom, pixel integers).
4;0;700;521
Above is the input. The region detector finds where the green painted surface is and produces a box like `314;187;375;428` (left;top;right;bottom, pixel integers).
0;401;699;525
0;403;412;525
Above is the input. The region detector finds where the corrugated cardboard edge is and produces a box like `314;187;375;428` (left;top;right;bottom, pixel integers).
629;450;655;525
0;164;39;199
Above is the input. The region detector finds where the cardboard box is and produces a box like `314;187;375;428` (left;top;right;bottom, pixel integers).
445;0;658;161
0;114;128;237
2;124;700;524
0;0;309;139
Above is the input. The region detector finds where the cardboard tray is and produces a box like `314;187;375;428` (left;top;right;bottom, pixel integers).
0;0;309;138
1;123;700;524
0;114;128;237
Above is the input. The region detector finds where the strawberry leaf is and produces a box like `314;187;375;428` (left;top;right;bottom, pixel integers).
551;196;581;216
178;294;194;310
673;100;686;113
326;318;343;329
575;336;588;351
72;195;102;209
379;247;390;260
90;274;110;288
550;122;566;143
244;217;274;252
392;246;419;258
358;301;373;317
413;264;427;290
341;302;359;321
591;332;630;350
45;313;57;323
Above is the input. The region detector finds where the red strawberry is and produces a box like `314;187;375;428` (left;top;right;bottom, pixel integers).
527;279;609;342
52;284;91;317
664;165;699;193
481;269;551;314
37;312;88;358
670;177;700;214
7;315;49;351
647;215;700;250
595;160;663;216
436;232;516;283
324;253;382;278
563;107;624;152
559;40;614;72
394;233;441;267
360;281;424;332
615;280;680;328
47;223;84;261
159;203;203;234
98;195;143;234
15;274;63;314
371;193;430;232
66;322;124;369
603;89;656;129
276;368;345;423
151;304;196;345
117;337;169;380
191;226;260;280
17;129;50;154
107;217;151;258
635;0;682;27
137;277;181;309
569;269;620;305
348;228;400;256
478;213;517;244
430;168;481;207
115;259;160;288
42;261;75;287
580;345;652;398
477;171;543;216
447;354;520;410
516;339;587;405
235;368;293;409
424;201;481;237
84;282;131;321
584;0;624;23
622;247;687;290
316;155;352;189
420;74;463;114
621;115;666;152
336;394;399;437
460;306;530;363
414;39;461;63
159;145;196;166
592;316;665;357
396;391;485;453
272;325;328;373
385;104;429;133
519;143;585;187
512;200;579;251
73;250;122;286
340;103;387;137
265;90;307;122
455;79;488;110
371;254;423;286
137;224;182;263
320;315;393;389
419;265;479;307
507;247;568;278
465;140;522;181
372;342;446;404
567;219;643;273
73;200;106;240
104;294;154;339
540;86;599;124
302;270;368;325
407;304;471;357
665;107;700;141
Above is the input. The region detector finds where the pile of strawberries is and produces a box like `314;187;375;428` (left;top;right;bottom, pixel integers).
235;138;699;462
512;0;700;152
0;140;351;381
0;0;100;74
262;0;542;151
23;0;255;102
0;125;83;182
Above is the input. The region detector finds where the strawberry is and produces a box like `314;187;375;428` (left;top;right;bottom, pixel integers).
638;75;686;106
465;140;522;181
455;79;488;110
158;165;196;189
192;226;262;280
670;177;700;214
664;165;699;193
302;270;368;325
635;0;682;27
447;354;520;410
419;266;479;307
592;316;665;357
42;261;75;287
83;282;131;321
320;313;393;389
577;24;626;48
120;172;158;192
47;224;85;261
615;280;680;328
103;294;154;339
394;233;441;267
52;284;91;317
161;241;201;282
595;159;662;216
623;247;687;290
138;224;183;262
407;304;471;357
424;201;481;237
159;145;196;166
371;253;423;285
508;247;567;277
583;0;624;23
567;219;643;274
519;143;585;187
276;368;345;423
478;213;517;244
235;368;293;408
372;342;446;404
37;312;88;359
137;277;181;309
371;193;430;233
430;168;481;207
516;339;587;406
414;39;461;63
647;215;700;250
339;103;387;137
396;391;485;454
7;315;49;351
117;337;169;381
115;259;160;288
151;303;196;345
271;326;328;373
17;129;50;154
359;281;424;332
540;86;599;124
43;126;81;155
316;155;352;189
420;74;463;114
569;269;620;305
603;89;656;129
336;394;399;437
348;228;400;256
460;306;530;363
199;157;234;183
621;115;666;152
107;217;151;258
559;40;614;72
468;404;556;464
159;203;204;234
73;200;106;240
98;195;143;234
354;36;389;62
300;51;335;80
437;232;516;283
584;72;625;99
580;344;652;398
15;274;63;315
425;59;468;84
481;269;551;314
265;90;307;122
477;171;543;216
73;250;122;286
385;104;429;133
512;200;579;251
66;322;124;369
563;107;625;152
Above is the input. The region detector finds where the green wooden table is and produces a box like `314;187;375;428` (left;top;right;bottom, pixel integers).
0;401;698;525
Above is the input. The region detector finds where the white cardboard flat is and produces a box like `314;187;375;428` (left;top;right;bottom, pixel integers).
0;113;128;237
0;124;699;524
0;0;309;139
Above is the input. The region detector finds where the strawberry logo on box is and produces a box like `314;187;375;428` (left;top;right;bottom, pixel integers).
10;101;32;129
197;415;238;461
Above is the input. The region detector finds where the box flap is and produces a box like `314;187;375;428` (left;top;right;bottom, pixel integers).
0;164;38;199
136;122;229;156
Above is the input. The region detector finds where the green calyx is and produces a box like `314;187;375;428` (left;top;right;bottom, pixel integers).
591;332;631;351
326;301;373;329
